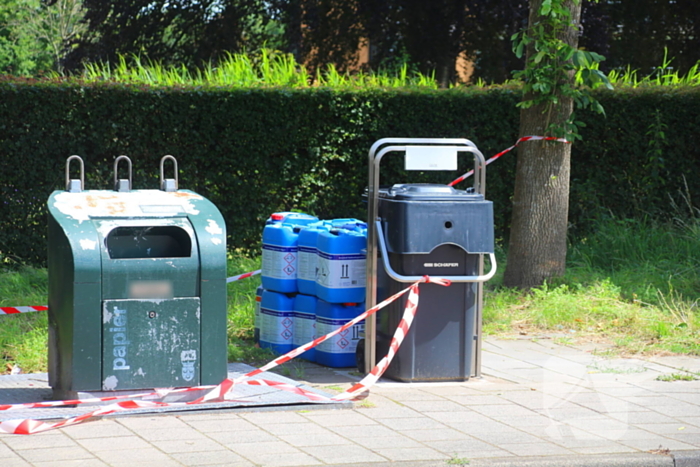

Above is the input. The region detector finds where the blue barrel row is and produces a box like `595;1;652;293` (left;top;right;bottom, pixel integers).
261;212;367;303
255;212;367;367
254;287;364;367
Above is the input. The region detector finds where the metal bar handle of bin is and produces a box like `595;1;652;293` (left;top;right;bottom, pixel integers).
160;155;179;192
375;220;497;283
65;155;85;193
113;155;132;192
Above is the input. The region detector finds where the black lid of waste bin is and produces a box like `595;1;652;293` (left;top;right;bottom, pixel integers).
379;183;483;201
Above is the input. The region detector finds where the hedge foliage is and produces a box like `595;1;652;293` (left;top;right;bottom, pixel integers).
1;81;699;266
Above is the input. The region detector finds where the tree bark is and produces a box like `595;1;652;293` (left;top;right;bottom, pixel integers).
503;0;582;289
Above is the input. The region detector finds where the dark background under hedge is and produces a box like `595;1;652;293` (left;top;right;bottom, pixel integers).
1;83;699;266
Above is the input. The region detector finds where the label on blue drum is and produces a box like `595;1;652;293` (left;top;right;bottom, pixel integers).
260;307;294;344
297;246;317;282
262;244;297;279
293;311;315;347
316;252;365;289
316;317;364;354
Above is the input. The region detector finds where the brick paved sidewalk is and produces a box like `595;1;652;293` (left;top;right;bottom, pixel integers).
1;336;699;467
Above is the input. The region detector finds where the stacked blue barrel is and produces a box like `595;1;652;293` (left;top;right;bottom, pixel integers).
258;212;367;367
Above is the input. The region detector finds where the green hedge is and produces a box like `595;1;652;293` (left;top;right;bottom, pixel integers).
1;82;699;266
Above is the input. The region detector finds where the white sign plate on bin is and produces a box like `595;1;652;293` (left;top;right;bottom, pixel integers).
404;146;458;171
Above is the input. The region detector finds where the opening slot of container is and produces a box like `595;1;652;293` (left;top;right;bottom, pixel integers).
106;226;192;259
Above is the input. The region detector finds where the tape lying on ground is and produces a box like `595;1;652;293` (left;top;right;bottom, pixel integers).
448;135;570;187
1;270;262;315
0;276;450;435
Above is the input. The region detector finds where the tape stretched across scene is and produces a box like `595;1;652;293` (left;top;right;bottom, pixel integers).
0;270;262;316
0;276;450;435
448;135;570;187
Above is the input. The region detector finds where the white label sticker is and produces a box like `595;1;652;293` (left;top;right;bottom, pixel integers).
262;244;298;279
316;319;364;354
316;252;365;289
260;307;294;344
405;146;458;171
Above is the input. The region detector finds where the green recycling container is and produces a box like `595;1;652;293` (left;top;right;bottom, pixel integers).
47;156;227;398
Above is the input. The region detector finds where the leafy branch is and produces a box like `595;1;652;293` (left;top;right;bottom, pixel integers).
511;0;612;140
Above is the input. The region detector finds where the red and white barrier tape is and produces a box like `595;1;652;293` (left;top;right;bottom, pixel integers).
448;135;570;187
0;306;48;315
226;269;261;283
0;276;449;435
1;270;261;316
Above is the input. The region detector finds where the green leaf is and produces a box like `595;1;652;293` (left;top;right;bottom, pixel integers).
540;0;552;16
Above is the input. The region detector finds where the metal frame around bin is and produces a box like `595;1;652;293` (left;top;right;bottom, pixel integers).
364;138;497;379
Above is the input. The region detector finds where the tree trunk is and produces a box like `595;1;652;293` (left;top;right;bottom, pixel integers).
503;0;582;289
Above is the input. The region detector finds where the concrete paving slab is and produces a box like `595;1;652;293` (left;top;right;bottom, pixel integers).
1;336;700;466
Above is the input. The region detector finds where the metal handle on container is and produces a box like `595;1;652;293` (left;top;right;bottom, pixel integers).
375;220;496;283
65;155;84;193
160;155;178;192
113;155;132;192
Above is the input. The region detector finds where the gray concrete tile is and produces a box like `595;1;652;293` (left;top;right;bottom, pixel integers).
471;430;546;445
107;461;188;467
226;440;299;457
619;437;698;451
608;410;685;425
0;450;31;467
661;432;700;447
444;419;520;435
239;411;309;424
260;422;333;436
470;403;540;417
375;416;448;431
183;417;257;433
3;432;78;450
428;437;501;453
569;444;640;454
401;428;474;442
445;394;512;405
208;427;278;445
62;420;135;439
301;444;387;463
492;414;559;427
653;405;700;417
31;461;108;467
328;424;396;438
422;410;496;425
371;446;447;461
398;399;473;412
152;437;227;453
419;385;485;397
93;447;174;464
77;435;153;451
447;448;516;459
169;449;255;466
372;388;445;401
562;415;633;432
351;406;420;419
116;416;189;430
301;411;376;427
350;434;425;449
499;441;574;456
278;431;353;447
14;446;94;463
242;451;323;466
634;423;700;434
128;426;208;442
676;416;700;427
589;427;664;441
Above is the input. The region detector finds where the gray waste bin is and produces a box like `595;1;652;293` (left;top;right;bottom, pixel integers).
362;138;497;382
374;183;494;381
